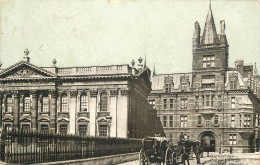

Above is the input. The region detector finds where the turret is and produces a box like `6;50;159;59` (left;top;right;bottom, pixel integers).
220;20;228;44
193;21;201;49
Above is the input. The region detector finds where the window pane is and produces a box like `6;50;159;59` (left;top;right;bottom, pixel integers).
42;96;49;112
100;93;108;112
41;125;49;134
80;94;88;111
60;124;67;134
99;125;107;137
24;97;30;112
61;94;68;112
7;96;13;112
79;125;88;136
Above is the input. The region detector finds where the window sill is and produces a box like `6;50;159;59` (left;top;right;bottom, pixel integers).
40;112;50;115
4;112;13;115
21;111;31;115
196;124;202;127
213;124;219;127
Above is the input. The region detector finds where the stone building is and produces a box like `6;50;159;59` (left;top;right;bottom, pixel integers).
0;50;161;139
149;4;260;152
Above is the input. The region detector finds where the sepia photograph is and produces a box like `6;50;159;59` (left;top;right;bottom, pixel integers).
0;0;259;164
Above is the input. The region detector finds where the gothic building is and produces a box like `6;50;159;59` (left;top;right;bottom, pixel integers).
0;51;161;138
149;4;260;152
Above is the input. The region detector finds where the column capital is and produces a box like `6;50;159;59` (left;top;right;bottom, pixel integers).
69;90;78;97
30;90;38;98
110;89;119;96
90;89;98;97
48;89;58;97
121;89;129;96
12;91;19;98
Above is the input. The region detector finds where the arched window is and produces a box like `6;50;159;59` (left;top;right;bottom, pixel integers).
23;95;31;112
6;95;13;112
80;93;88;111
42;94;49;112
100;92;108;112
61;94;68;112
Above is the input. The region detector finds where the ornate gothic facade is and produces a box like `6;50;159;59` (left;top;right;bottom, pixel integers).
149;5;260;153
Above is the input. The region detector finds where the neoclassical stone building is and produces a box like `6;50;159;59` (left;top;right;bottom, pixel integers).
149;4;260;152
0;51;160;138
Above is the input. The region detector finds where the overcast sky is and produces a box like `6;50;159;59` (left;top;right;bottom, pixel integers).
0;0;260;74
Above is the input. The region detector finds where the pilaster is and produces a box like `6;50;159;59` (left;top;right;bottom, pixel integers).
31;90;38;131
69;90;77;134
49;89;57;133
89;89;98;136
12;91;19;131
109;89;118;137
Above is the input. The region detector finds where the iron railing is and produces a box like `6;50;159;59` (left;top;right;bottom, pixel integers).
0;130;142;164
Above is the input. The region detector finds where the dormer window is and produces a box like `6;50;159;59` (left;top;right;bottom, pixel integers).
230;80;237;90
165;83;171;93
203;55;215;68
181;83;188;91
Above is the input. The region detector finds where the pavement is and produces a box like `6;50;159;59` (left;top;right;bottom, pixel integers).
119;152;260;165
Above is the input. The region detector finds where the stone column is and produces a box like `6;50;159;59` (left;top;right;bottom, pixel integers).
49;90;57;133
13;91;19;131
118;89;128;138
109;89;118;138
31;90;38;131
69;90;77;134
89;90;98;136
0;94;2;130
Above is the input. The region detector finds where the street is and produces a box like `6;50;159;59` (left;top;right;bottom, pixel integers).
119;152;260;165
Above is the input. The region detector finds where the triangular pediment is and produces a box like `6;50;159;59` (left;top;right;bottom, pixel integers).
0;61;55;79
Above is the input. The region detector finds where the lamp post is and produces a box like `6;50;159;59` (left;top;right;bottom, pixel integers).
106;116;112;138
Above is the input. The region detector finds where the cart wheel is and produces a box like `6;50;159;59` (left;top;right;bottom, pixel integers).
164;148;172;165
139;149;147;165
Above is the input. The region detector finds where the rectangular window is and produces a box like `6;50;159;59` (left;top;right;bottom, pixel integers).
180;99;188;110
202;83;215;88
198;115;202;125
180;116;188;128
41;124;49;134
211;95;214;107
79;125;88;136
165;83;171;93
4;124;12;132
163;116;167;127
80;94;88;111
169;116;173;127
7;97;13;112
163;99;167;110
60;124;68;134
42;96;49;112
244;114;251;127
149;100;156;109
170;99;174;109
203;55;215;68
214;115;219;125
229;134;237;145
22;124;30;132
231;97;235;108
206;95;210;107
230;81;237;90
181;83;188;91
99;125;107;137
231;115;235;128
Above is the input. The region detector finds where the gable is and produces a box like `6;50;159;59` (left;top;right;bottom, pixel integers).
0;61;55;79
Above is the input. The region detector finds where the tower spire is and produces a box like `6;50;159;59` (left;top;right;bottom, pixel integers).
201;1;219;44
153;62;156;76
144;53;147;68
254;62;258;76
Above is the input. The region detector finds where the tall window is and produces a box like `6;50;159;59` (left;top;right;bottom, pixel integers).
42;95;49;112
23;96;31;112
205;95;210;107
202;95;213;107
231;97;235;109
203;55;215;68
170;99;174;109
22;124;30;132
230;80;237;90
165;83;171;93
99;125;107;137
180;99;188;110
163;99;167;110
169;116;173;127
100;92;108;112
244;114;251;127
41;125;49;134
60;124;68;134
6;95;13;112
61;94;68;112
214;115;219;125
149;100;156;109
163;116;167;127
180;116;188;127
229;134;237;145
198;115;202;125
80;93;88;111
79;124;88;136
231;115;235;128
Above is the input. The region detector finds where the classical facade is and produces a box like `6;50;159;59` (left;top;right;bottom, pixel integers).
149;5;260;152
0;51;161;138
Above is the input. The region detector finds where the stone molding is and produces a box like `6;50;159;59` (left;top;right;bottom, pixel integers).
69;90;78;97
90;89;98;97
110;89;119;96
121;89;128;96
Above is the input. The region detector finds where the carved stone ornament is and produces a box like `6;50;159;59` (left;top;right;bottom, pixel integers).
90;89;98;97
70;90;78;97
110;89;118;96
30;90;38;97
12;91;19;98
9;67;39;78
201;113;215;121
121;89;128;96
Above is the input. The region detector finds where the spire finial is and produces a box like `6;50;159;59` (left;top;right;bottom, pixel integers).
209;0;211;9
144;53;147;68
153;62;156;76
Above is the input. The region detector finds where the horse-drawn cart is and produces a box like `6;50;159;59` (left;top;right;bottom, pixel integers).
139;136;173;165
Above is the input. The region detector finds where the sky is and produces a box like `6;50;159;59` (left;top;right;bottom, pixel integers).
0;0;260;74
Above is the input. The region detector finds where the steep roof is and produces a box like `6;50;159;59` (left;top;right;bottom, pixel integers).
201;4;219;44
